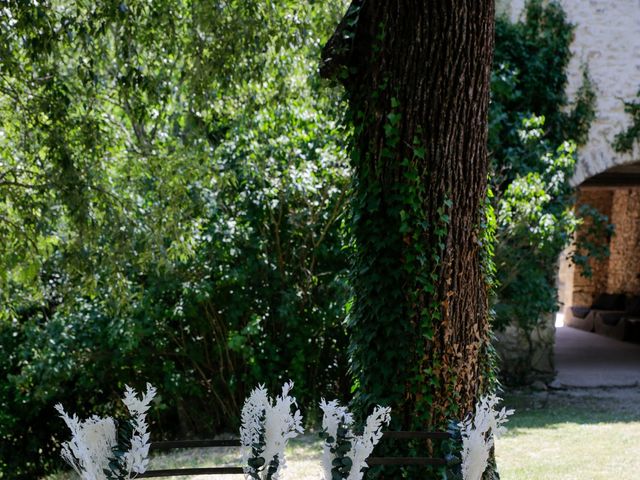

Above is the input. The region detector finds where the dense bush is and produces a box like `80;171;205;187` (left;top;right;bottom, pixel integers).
0;1;350;478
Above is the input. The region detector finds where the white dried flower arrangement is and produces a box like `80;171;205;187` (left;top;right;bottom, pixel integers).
318;399;390;480
55;381;510;480
56;383;157;480
458;394;514;480
240;380;304;480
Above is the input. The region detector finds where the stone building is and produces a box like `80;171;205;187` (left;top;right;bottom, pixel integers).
497;0;640;381
552;0;640;315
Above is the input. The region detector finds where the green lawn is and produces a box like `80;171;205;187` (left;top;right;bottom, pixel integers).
45;388;640;479
496;388;640;480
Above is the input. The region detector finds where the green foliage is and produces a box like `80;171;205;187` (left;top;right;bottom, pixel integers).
345;93;455;437
440;420;463;480
490;0;593;158
490;0;597;381
567;204;615;278
320;422;353;480
105;418;134;480
346;95;413;422
0;1;351;478
343;79;464;478
612;88;640;153
493;120;578;330
245;409;268;480
0;1;604;477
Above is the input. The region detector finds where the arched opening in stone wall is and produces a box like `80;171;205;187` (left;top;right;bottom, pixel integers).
493;0;640;388
564;162;640;337
553;162;640;387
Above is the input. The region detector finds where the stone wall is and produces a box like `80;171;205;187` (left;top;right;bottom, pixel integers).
572;189;613;306
607;189;640;294
496;0;640;385
505;0;640;183
494;314;556;384
572;188;640;306
500;0;640;309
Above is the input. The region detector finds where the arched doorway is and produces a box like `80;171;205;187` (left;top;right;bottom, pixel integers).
555;162;640;387
566;162;640;333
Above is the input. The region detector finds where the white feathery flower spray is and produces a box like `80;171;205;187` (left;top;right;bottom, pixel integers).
459;394;514;480
240;381;304;480
346;406;391;480
319;399;353;479
56;383;157;480
121;383;157;475
319;400;391;480
55;405;117;480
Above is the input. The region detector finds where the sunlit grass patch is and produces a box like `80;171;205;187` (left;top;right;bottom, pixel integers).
496;388;640;480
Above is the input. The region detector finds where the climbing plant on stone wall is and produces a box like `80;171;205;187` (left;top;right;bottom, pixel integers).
612;88;640;154
490;0;597;383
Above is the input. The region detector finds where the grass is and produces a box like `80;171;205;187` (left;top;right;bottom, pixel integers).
496;387;640;480
45;387;640;479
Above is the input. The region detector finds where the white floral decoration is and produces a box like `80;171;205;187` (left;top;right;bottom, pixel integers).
240;381;304;480
319;400;391;480
56;383;157;480
121;383;157;475
319;399;353;479
55;405;117;480
240;384;270;471
459;394;514;480
347;405;391;480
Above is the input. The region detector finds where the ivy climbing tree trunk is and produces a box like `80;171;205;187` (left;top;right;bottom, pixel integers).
321;0;496;434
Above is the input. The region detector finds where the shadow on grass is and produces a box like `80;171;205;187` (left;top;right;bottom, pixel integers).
502;387;640;434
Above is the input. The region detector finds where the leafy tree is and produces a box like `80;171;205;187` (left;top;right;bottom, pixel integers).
321;0;496;468
0;2;602;479
0;1;351;477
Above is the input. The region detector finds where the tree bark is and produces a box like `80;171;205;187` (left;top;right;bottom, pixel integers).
322;0;495;434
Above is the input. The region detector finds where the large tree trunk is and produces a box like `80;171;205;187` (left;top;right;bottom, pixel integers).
321;0;495;434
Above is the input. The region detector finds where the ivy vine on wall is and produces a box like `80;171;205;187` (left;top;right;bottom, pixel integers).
613;88;640;154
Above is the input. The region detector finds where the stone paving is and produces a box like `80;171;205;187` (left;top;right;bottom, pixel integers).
553;325;640;388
